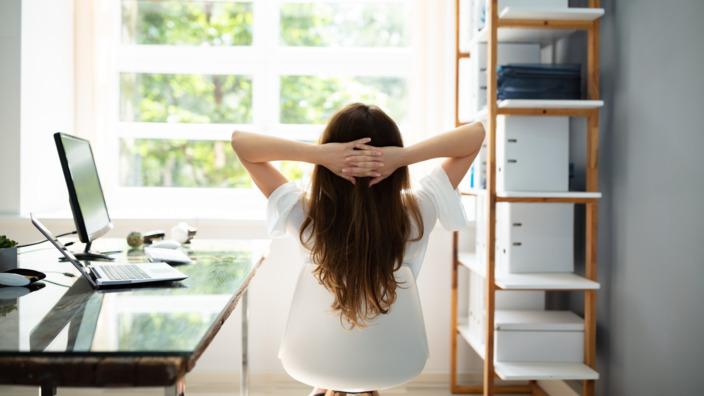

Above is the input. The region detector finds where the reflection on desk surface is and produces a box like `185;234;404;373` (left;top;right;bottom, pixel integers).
0;239;269;357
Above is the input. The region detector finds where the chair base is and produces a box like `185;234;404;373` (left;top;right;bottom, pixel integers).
324;391;379;396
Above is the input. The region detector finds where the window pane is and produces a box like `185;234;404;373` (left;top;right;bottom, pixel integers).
120;73;252;123
280;75;408;124
280;161;313;184
280;3;410;47
119;312;216;350
121;0;253;46
120;139;251;188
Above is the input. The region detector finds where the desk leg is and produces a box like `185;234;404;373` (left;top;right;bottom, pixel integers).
165;376;185;396
241;290;249;396
39;384;56;396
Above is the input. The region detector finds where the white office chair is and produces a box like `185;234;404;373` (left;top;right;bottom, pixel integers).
279;263;429;395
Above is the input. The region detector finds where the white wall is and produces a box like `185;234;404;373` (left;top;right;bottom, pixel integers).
0;0;21;215
20;0;75;216
0;0;74;217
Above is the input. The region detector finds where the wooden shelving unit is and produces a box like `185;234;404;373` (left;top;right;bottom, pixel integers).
451;1;603;395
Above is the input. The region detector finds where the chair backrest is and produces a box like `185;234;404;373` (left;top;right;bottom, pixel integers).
279;263;429;392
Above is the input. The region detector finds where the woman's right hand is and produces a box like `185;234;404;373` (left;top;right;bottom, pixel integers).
344;143;405;187
319;138;384;184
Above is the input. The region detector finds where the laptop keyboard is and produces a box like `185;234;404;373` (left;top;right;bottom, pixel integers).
102;264;149;281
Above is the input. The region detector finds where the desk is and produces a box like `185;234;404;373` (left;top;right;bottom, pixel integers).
0;238;269;396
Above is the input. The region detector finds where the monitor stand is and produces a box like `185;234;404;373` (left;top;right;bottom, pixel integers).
72;242;114;261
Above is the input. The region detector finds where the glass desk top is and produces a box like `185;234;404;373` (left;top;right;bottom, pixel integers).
0;239;269;358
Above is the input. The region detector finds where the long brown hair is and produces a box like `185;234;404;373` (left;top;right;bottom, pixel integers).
300;103;424;329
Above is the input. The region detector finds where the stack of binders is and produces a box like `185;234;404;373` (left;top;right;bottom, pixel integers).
497;63;582;100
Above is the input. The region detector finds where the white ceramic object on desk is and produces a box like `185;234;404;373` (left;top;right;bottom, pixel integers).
0;247;17;272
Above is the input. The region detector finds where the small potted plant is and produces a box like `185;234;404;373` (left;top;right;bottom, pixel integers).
0;235;18;272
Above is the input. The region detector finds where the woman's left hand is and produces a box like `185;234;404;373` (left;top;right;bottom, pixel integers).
344;143;405;186
319;138;383;184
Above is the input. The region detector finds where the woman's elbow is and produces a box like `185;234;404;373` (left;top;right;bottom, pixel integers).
474;121;486;141
466;121;486;155
230;130;243;154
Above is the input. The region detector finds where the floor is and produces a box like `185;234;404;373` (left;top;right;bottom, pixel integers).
0;373;535;396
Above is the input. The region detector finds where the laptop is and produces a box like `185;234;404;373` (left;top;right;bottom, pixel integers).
31;213;188;288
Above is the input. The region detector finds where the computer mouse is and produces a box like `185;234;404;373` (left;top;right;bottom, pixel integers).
151;239;181;249
0;272;31;287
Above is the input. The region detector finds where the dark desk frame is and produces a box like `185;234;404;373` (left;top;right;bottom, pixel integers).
0;243;266;396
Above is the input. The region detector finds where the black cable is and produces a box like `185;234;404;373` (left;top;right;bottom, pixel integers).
16;231;78;249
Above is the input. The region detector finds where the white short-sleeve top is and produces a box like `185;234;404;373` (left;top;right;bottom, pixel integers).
266;166;469;279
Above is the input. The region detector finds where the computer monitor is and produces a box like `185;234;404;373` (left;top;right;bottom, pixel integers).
54;132;114;261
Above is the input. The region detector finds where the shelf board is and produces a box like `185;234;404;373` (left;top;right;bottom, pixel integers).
471;8;604;45
461;188;487;197
499;7;605;22
458;252;484;277
495;361;599;381
497;191;602;203
459;315;599;381
457;319;486;361
495;310;584;331
472;27;575;45
496;272;600;290
459;253;600;290
497;191;601;198
470;100;604;120
459;190;601;203
498;99;604;109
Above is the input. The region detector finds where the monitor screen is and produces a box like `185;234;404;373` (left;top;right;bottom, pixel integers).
54;133;113;251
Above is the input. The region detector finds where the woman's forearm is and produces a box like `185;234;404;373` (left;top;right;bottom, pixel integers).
231;131;383;185
230;130;320;164
402;121;485;166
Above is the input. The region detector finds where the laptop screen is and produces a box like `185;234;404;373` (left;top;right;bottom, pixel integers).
30;213;97;288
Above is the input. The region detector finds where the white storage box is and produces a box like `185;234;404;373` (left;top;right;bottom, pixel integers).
474;191;487;266
468;270;545;342
497;116;569;192
468;88;488;115
496;202;573;273
458;58;472;123
495;310;584;362
473;1;568;33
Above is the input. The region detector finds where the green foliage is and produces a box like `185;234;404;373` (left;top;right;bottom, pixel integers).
116;249;255;350
280;75;408;124
118;311;216;350
121;73;253;124
0;305;17;317
280;3;410;47
121;139;251;188
0;235;17;249
280;161;312;184
118;1;410;188
122;1;253;46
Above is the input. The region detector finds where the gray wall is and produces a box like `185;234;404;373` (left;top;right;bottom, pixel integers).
574;0;704;394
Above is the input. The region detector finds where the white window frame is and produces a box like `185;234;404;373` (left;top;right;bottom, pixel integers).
78;0;444;220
